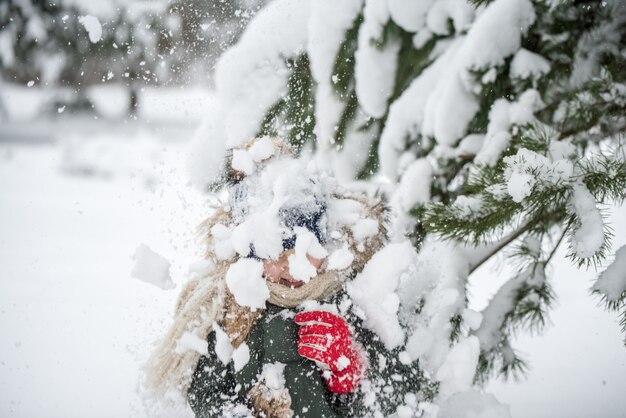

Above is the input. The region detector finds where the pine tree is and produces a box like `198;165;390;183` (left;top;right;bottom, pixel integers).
195;0;626;411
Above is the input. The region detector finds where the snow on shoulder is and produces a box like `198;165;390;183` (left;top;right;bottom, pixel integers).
131;244;174;290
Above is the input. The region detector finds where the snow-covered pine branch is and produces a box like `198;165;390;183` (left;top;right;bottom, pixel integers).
190;0;626;413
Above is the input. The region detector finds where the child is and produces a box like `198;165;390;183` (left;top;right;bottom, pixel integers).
146;138;420;417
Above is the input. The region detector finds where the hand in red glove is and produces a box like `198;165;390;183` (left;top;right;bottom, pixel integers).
294;311;363;394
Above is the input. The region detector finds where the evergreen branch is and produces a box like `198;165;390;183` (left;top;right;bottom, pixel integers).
473;262;553;382
580;150;626;203
468;222;533;274
546;227;567;265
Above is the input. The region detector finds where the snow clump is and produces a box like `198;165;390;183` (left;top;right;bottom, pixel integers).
288;227;328;283
232;343;251;372
259;362;288;393
435;336;480;399
570;184;605;259
593;245;626;301
175;332;208;356
225;258;269;310
79;15;102;43
131;244;174;290
347;241;418;350
326;245;355;271
231;137;276;175
213;322;234;365
502;147;574;203
399;241;469;372
355;0;400;119
510;48;551;81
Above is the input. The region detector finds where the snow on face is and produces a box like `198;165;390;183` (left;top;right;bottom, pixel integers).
287;227;328;283
231;209;284;260
229;158;330;261
225;258;269;310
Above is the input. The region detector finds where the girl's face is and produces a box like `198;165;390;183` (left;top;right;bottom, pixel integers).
262;248;324;288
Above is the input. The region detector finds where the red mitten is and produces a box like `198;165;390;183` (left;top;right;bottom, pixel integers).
294;311;363;394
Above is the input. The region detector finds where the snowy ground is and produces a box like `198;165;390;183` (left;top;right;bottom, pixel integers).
0;135;206;417
0;107;625;416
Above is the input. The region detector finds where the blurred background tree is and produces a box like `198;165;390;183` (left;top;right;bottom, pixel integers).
0;0;266;115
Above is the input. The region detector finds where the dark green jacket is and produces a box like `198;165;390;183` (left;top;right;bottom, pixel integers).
188;298;421;417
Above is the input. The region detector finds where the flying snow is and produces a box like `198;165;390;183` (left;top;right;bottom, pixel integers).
225;258;269;310
79;15;102;43
130;244;174;290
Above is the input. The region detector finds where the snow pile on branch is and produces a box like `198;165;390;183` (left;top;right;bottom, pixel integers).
307;0;362;150
502;147;574;203
214;0;311;148
379;0;535;178
355;0;400;118
474;89;546;167
593;245;626;301
347;241;418;349
435;337;480;399
187;0;312;188
510;48;551;81
228;157;330;260
131;244;174;290
569;184;605;259
398;241;472;371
